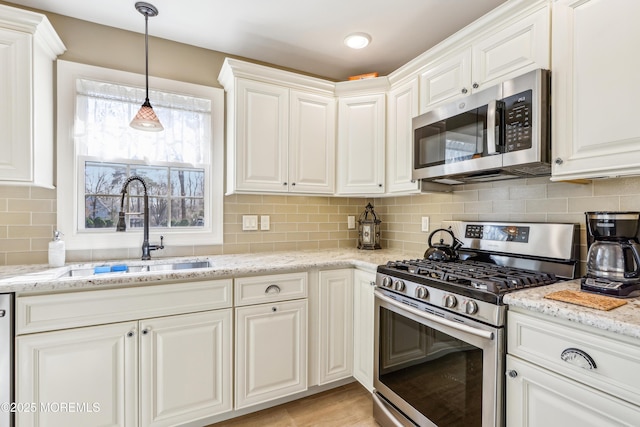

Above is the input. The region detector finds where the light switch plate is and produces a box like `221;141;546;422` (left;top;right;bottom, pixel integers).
242;215;258;231
421;216;430;232
347;216;356;229
260;215;270;230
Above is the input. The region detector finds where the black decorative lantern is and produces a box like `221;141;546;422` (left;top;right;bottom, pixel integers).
357;203;381;250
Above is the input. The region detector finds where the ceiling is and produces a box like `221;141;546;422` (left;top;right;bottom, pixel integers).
7;0;507;81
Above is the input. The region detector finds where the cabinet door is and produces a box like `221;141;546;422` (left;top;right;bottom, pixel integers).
317;270;353;385
471;4;550;91
0;12;63;188
552;0;640;180
235;299;307;409
140;309;232;427
16;322;137;427
506;356;640;426
234;79;289;192
289;90;336;194
352;270;376;392
418;50;472;113
387;78;419;194
336;94;385;194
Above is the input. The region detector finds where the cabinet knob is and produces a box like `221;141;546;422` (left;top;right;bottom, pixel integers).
472;82;479;89
126;331;135;338
272;307;277;312
283;182;288;186
369;281;376;287
378;184;383;187
507;370;518;378
461;88;468;94
555;158;564;165
291;182;296;186
142;328;150;335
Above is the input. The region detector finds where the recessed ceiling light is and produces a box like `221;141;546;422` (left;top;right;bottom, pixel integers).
344;32;371;49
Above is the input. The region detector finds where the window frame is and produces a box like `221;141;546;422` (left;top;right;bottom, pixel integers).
57;60;224;251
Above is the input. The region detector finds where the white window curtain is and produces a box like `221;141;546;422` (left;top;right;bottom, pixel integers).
74;78;211;165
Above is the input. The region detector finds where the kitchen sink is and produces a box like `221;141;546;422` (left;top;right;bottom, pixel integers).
57;260;211;278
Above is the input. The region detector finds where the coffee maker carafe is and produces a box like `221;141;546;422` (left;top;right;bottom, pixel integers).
581;211;640;297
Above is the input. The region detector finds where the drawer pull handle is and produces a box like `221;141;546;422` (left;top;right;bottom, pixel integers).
560;348;597;370
265;284;281;295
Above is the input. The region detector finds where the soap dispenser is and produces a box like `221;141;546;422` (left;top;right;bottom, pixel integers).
48;230;65;267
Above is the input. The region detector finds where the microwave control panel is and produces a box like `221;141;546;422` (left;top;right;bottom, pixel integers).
503;89;532;152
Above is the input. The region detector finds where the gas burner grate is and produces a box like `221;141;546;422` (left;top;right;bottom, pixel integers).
385;259;556;294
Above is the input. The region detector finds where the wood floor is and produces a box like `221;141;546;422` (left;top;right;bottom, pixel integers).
208;382;380;427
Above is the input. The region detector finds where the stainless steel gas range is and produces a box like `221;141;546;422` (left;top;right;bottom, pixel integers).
373;220;579;427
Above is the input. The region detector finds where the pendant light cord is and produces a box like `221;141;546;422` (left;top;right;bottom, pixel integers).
144;12;150;102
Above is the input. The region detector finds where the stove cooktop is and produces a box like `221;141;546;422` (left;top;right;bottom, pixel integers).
377;258;558;308
384;259;557;294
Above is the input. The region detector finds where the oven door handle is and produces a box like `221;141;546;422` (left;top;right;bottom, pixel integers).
375;291;494;341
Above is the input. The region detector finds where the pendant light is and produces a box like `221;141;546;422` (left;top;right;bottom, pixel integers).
130;2;164;131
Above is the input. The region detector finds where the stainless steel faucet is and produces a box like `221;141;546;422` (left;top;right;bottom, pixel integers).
116;175;164;260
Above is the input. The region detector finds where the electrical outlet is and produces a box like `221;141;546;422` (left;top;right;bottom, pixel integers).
421;216;430;232
347;216;356;229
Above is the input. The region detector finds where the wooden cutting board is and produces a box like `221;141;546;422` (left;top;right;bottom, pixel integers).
544;290;627;311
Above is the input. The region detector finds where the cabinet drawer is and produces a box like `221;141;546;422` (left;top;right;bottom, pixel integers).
234;272;307;306
16;279;232;334
508;310;640;404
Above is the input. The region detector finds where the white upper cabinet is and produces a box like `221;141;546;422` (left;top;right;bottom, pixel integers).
551;0;640;181
418;50;472;112
218;59;336;195
233;79;289;193
386;77;420;194
335;78;388;195
0;5;65;188
416;1;550;114
289;90;336;193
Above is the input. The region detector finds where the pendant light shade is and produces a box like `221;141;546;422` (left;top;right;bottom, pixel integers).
130;2;163;131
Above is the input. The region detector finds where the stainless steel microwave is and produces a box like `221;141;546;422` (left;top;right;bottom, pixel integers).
412;69;551;186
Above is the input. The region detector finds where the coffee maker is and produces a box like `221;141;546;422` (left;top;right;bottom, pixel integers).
581;211;640;297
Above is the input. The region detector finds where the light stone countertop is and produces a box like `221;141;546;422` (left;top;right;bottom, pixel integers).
3;249;638;342
504;280;640;341
0;248;417;294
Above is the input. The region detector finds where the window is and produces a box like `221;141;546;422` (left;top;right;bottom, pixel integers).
57;60;224;251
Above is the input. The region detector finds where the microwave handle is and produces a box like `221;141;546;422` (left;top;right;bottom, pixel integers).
487;100;498;155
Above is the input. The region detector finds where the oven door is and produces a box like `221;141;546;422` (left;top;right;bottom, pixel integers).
373;290;504;427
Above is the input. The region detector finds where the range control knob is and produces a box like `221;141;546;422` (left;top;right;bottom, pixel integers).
462;300;478;315
393;280;406;292
415;286;429;300
443;294;457;308
381;276;393;288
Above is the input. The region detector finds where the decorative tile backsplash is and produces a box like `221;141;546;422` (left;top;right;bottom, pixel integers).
2;176;640;266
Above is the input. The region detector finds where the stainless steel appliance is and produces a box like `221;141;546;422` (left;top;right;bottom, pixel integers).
373;221;579;427
412;69;551;188
581;212;640;297
1;294;13;427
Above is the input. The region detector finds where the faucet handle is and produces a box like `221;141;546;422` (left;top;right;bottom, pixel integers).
149;235;165;253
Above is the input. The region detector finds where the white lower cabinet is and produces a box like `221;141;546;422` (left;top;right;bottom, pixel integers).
15;280;233;427
506;356;639;427
16;321;137;427
234;272;308;410
317;269;353;385
506;309;640;426
352;269;376;392
16;310;232;427
140;310;232;426
235;299;307;409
